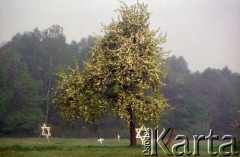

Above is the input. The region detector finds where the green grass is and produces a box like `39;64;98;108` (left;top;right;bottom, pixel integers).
0;138;239;157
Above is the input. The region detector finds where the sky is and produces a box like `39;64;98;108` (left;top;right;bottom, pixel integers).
0;0;240;73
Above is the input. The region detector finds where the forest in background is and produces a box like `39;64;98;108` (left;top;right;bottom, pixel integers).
0;25;239;138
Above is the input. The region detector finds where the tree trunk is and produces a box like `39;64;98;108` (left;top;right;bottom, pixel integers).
166;128;176;148
128;106;136;146
45;57;52;125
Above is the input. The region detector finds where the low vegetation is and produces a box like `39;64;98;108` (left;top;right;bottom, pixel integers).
0;138;239;157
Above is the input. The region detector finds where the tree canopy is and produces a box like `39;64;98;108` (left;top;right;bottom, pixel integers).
53;2;169;146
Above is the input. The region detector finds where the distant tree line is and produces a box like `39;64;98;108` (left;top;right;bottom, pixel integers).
162;56;240;136
0;25;239;137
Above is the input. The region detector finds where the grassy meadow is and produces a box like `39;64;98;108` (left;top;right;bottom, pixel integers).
0;138;239;157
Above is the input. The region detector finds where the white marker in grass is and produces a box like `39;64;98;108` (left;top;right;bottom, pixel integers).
117;134;120;141
41;123;51;143
98;138;104;144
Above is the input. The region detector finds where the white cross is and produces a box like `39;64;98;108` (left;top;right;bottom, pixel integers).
41;123;51;143
117;134;120;141
98;138;104;144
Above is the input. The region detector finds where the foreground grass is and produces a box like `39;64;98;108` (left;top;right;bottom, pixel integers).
0;138;239;157
0;138;142;157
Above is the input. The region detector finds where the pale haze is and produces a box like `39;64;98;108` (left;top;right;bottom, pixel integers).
0;0;239;73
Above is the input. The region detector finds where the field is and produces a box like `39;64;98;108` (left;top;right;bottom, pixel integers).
0;138;239;157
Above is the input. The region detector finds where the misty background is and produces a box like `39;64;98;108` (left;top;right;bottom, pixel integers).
1;0;240;72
